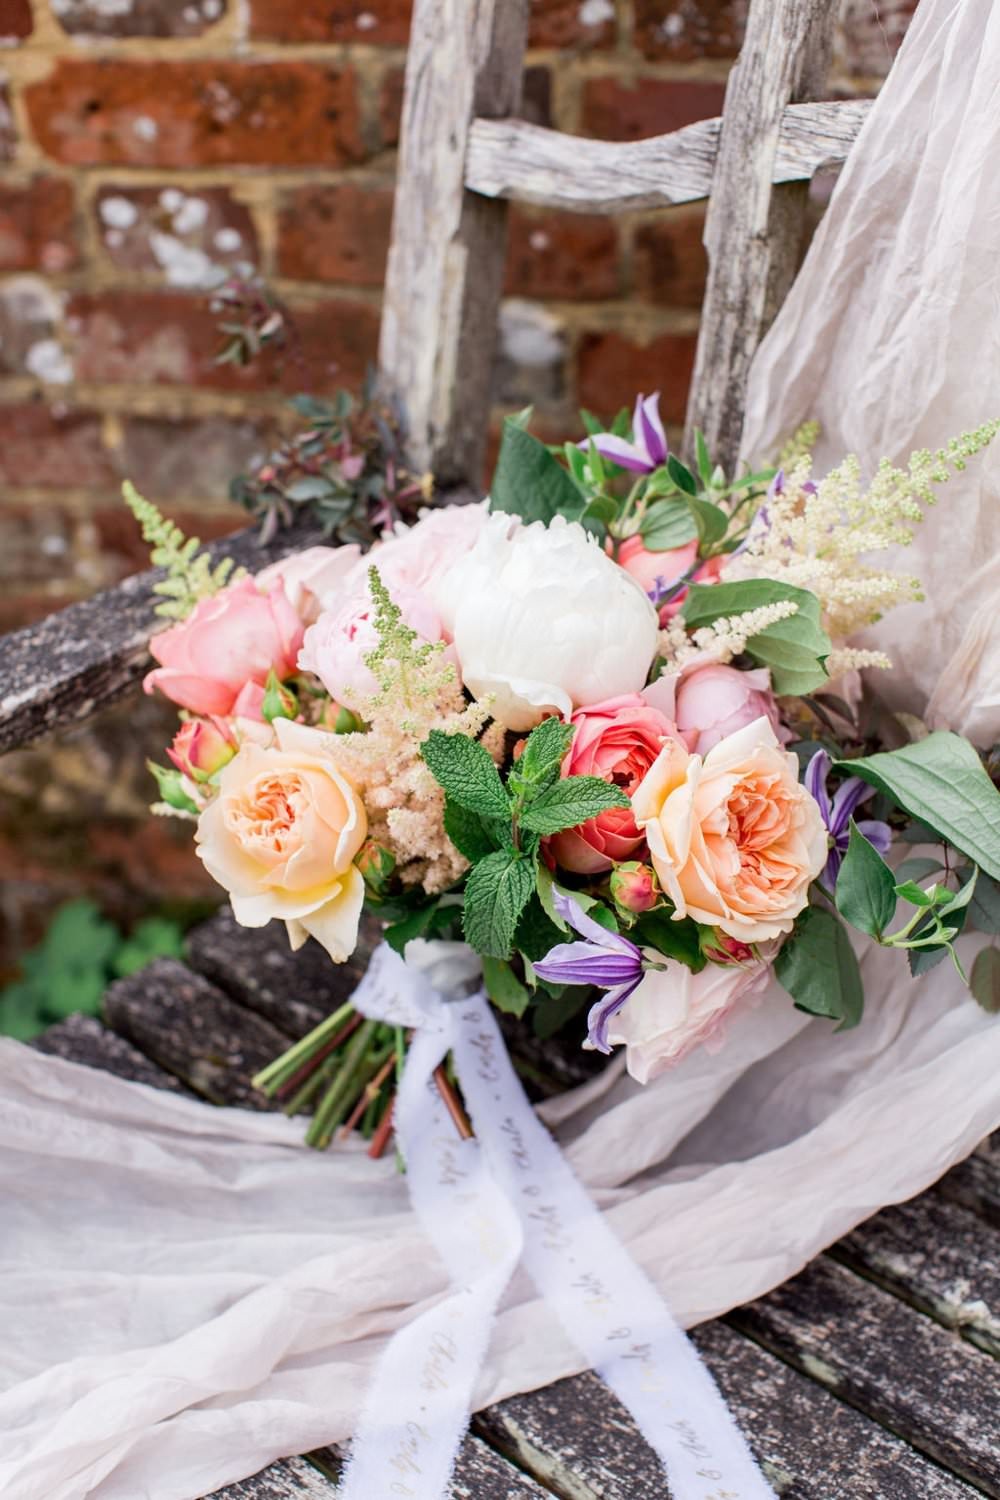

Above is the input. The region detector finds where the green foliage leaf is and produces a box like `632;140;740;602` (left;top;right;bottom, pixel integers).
835;733;1000;882
481;956;531;1017
112;917;185;978
835;822;897;939
515;894;564;962
532;984;592;1039
894;857;943;886
694;429;712;486
970;947;1000;1013
443;799;505;864
775;907;864;1030
630;908;706;972
384;898;458;955
421;731;511;820
463;850;536;959
517;716;576;788
667;454;698;496
490;420;585;525
639;498;698;551
963;867;1000;935
519;776;630;837
689;497;729;547
682;578;831;695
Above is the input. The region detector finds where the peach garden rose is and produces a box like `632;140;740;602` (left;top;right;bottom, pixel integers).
632;716;827;944
195;718;368;963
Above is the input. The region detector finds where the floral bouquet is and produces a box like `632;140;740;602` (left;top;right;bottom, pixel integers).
128;396;1000;1152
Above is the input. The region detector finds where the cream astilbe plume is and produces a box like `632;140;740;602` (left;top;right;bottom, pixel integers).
726;421;1000;650
319;568;503;894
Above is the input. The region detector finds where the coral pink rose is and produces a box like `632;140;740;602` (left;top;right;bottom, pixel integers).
167;717;235;782
144;575;304;718
195;718;367;962
632;716;827;944
548;693;678;875
256;545;362;624
674;663;785;756
607;955;773;1079
615;535;698;599
299;579;449;715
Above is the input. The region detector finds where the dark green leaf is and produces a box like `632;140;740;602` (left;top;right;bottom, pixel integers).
630;908;706;972
581;494;618;531
490;420;585;525
443;799;506;863
775;906;864;1030
963;867;1000;934
835;733;1000;882
481;956;531;1017
520;775;630;837
384;901;443;955
533;985;592;1039
638;498;699;551
463;850;536;959
667;454;698;495
835;821;897;938
514;894;564;962
694;429;712;485
681;578;830;694
689;497;729;546
421;731;511;820
970;948;1000;1012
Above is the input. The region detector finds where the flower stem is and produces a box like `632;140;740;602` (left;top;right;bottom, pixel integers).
251;1000;356;1094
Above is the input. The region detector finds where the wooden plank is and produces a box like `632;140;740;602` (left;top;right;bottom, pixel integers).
33;1011;192;1093
833;1191;1000;1358
186;907;381;1040
310;1434;551;1499
102;957;289;1108
474;1323;981;1500
684;0;840;471
378;0;529;488
0;515;323;757
938;1135;1000;1230
466;100;870;215
729;1255;1000;1493
203;1455;337;1500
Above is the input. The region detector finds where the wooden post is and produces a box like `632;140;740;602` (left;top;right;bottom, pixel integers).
683;0;839;472
378;0;529;490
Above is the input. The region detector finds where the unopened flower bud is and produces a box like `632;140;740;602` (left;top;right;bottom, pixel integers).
356;839;396;895
261;670;298;724
610;861;659;914
318;698;361;734
167;718;235;783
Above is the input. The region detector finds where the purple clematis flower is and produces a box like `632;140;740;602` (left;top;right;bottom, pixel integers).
582;392;669;475
806;749;892;888
534;889;645;1054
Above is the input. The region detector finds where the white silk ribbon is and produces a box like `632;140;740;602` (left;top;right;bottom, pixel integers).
341;942;774;1500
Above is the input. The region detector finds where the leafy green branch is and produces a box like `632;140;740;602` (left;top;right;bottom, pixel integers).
421;719;629;960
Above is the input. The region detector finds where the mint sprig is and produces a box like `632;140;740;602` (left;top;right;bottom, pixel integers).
421;719;629;960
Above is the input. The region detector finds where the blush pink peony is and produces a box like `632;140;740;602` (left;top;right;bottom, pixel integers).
299;579;449;715
144;575;304;718
673;663;784;756
547;693;678;874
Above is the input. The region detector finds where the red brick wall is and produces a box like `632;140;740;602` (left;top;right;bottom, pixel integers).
0;0;916;633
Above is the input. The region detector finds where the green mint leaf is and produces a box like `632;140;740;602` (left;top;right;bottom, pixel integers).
835;821;897;939
639;497;698;551
514;894;564;962
775;906;864;1030
834;733;1000;882
517;716;576;788
443;798;506;864
970;948;1000;1012
463;849;536;960
519;775;630;837
490;420;585;525
421;730;511;820
481;956;531;1017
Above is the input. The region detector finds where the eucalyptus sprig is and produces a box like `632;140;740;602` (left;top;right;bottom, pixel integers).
421;719;629;960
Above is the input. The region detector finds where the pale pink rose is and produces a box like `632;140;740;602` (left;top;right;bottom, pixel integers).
256;544;362;624
373;502;489;635
195;718;368;963
632;717;827;944
615;535;698;598
299;580;448;715
607;955;773;1080
674;663;784;756
144;575;304;717
548;693;678;874
167;717;235;782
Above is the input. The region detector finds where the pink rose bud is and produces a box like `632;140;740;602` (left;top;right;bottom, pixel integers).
610;861;659;914
674;663;784;756
356;839;396;895
261;670;298;724
167;718;236;783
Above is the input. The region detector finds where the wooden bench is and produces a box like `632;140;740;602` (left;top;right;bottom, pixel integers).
32;913;1000;1499
3;0;998;1492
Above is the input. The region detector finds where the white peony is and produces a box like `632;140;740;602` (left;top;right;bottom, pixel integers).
430;513;659;730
